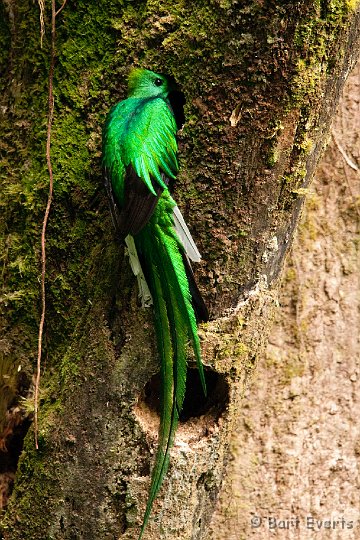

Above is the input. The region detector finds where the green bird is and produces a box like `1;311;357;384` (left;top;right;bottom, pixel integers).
102;68;208;539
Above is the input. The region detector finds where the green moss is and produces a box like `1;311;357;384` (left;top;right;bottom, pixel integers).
266;350;304;384
299;216;319;242
291;0;357;105
284;267;297;283
282;354;305;382
267;147;280;167
346;0;360;9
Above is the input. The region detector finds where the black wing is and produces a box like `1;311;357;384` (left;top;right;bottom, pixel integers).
104;165;164;238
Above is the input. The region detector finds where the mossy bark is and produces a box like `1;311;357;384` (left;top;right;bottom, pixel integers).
0;1;359;539
209;58;360;540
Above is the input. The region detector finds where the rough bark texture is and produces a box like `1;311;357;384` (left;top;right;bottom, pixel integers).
209;60;360;540
0;1;359;539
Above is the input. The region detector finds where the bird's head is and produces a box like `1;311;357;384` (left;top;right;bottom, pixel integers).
127;68;171;99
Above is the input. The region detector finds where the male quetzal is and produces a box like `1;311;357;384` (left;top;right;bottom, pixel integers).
102;68;208;539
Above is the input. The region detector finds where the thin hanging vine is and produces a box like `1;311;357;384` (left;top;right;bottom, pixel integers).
34;0;67;450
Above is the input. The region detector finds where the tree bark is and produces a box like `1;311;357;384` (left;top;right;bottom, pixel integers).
0;1;359;539
209;57;360;540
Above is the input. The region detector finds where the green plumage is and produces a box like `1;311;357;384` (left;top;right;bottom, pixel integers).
102;68;207;539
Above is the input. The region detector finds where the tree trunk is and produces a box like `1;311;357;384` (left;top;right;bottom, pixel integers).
209;58;360;540
211;58;360;540
0;1;359;539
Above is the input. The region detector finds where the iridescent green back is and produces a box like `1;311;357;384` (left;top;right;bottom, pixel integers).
102;95;178;202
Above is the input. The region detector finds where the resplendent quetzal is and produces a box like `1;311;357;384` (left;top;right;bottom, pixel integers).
102;68;208;539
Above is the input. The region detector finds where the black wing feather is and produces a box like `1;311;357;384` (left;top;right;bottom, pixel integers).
182;254;209;322
104;165;164;238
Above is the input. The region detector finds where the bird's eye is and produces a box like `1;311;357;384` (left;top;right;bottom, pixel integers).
154;78;163;86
